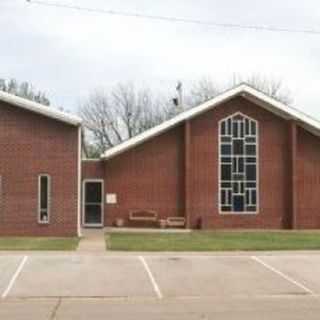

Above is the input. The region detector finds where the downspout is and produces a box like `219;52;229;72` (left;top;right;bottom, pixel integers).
77;126;82;237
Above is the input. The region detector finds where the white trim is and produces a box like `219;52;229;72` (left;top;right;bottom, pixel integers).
252;256;314;294
82;159;101;162
82;179;104;228
38;174;51;224
77;127;82;237
218;112;259;215
1;256;28;299
0;90;81;126
101;84;320;160
139;256;163;299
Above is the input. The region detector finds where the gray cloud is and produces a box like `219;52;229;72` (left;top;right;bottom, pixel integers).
1;0;320;117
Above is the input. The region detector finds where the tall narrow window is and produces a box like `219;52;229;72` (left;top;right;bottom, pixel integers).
38;175;50;223
219;113;258;213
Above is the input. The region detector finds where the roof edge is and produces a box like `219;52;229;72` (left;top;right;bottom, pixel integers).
101;83;320;160
0;90;82;126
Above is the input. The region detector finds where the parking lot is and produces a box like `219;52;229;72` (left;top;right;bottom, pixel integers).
1;253;320;319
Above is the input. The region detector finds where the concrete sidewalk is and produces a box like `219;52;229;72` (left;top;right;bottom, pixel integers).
105;227;191;233
2;296;320;320
77;229;105;252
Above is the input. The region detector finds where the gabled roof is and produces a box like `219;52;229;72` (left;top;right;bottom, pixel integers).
101;83;320;160
0;90;82;126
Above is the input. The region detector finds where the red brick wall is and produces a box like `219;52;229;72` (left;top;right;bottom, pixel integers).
296;127;320;228
0;101;79;236
103;126;185;227
188;97;290;229
82;160;105;180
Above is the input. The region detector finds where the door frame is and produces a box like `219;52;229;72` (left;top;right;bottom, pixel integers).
82;179;104;228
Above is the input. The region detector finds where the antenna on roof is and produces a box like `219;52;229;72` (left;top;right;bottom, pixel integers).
173;81;183;112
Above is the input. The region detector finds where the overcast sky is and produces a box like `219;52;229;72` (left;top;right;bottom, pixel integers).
1;0;320;117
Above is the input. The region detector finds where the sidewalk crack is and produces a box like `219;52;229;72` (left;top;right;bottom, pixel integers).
49;297;62;320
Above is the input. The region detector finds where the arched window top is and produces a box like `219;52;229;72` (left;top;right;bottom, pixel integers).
219;112;257;138
219;112;258;214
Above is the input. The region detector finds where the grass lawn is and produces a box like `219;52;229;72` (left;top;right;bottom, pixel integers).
106;231;320;251
0;237;80;250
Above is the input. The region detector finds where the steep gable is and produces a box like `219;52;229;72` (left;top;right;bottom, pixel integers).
101;84;320;160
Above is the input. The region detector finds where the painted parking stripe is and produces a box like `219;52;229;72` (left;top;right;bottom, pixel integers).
252;256;314;295
1;256;28;299
139;256;163;299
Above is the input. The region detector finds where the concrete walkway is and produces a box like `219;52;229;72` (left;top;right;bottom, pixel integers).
77;228;105;252
105;227;191;233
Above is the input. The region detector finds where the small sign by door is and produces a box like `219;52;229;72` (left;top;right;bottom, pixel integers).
106;193;117;204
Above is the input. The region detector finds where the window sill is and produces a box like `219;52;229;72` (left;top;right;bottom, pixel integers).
219;211;258;215
38;221;50;225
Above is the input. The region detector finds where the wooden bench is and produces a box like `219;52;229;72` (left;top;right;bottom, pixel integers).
129;210;158;222
166;217;186;228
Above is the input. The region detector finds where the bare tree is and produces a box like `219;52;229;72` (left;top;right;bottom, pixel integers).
81;76;293;157
0;78;50;106
185;74;293;107
185;77;221;107
80;83;177;156
231;74;293;105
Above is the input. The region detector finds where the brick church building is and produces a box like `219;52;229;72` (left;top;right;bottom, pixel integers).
1;84;320;236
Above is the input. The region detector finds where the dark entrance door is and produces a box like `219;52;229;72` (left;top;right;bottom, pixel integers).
83;180;103;227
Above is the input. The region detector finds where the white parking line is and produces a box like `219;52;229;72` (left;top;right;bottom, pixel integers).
1;255;28;299
252;256;314;295
139;256;163;299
